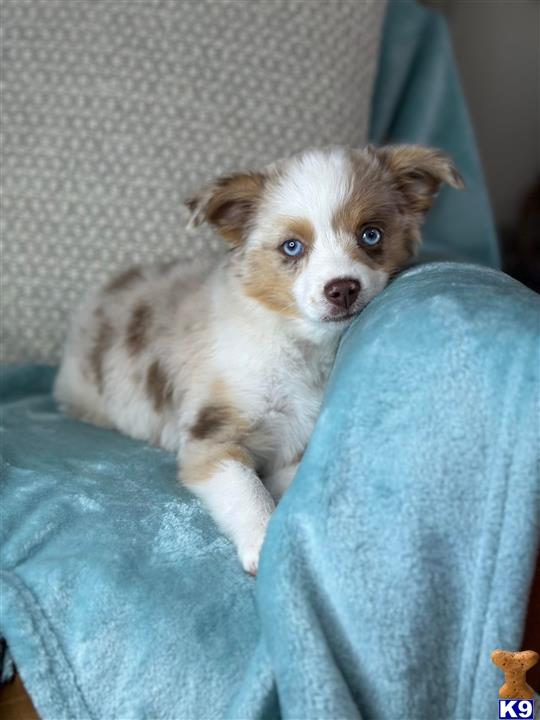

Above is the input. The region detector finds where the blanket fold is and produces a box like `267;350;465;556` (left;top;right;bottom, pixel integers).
232;262;539;720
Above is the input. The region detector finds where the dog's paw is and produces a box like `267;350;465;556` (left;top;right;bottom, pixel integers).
237;528;267;576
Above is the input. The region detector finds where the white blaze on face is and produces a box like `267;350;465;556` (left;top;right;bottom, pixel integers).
264;149;389;324
294;240;388;322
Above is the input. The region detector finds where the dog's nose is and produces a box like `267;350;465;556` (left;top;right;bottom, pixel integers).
324;278;361;310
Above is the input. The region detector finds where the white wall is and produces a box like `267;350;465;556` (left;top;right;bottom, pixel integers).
423;0;539;229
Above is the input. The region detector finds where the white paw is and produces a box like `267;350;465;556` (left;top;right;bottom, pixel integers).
237;527;267;576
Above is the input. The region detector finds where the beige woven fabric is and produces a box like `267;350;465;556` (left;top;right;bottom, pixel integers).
1;0;386;363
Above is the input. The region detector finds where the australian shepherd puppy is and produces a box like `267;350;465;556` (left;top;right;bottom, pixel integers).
55;145;463;574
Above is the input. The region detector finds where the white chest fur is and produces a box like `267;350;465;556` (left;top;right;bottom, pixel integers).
210;292;339;471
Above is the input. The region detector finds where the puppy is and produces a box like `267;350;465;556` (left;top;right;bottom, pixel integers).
54;145;463;574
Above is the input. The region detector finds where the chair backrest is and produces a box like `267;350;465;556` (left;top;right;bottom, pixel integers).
1;0;386;363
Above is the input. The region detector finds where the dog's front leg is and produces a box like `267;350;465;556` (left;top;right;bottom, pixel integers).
180;441;275;575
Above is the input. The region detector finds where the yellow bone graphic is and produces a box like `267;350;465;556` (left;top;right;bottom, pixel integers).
491;649;539;700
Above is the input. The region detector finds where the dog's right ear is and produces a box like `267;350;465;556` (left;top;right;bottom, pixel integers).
185;171;266;247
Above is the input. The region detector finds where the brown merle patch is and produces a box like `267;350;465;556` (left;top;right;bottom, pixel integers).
330;152;423;272
105;267;143;293
242;246;301;318
185;171;267;246
89;310;114;393
180;442;254;485
282;217;315;247
374;145;464;213
126;302;152;355
146;360;174;412
190;404;235;440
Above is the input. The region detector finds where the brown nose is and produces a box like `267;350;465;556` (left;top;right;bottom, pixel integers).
324;278;361;309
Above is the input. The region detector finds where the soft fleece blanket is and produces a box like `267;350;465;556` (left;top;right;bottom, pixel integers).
2;263;539;720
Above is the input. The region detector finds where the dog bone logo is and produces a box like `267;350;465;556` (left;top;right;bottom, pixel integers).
491;649;539;700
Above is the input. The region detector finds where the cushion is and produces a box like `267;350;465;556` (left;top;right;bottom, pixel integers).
1;0;386;363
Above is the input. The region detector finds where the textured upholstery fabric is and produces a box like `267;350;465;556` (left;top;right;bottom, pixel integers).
1;0;386;363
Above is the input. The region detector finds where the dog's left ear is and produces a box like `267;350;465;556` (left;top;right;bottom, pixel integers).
373;145;465;214
185;171;266;246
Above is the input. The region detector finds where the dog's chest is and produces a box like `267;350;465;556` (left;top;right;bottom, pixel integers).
262;370;319;425
244;341;334;463
212;315;337;462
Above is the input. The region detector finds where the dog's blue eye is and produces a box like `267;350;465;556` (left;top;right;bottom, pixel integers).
360;226;383;246
281;239;304;258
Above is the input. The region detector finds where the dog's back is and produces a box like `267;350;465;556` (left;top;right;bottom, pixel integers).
54;258;213;450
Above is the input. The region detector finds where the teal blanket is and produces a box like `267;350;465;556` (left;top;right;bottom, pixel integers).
2;263;539;719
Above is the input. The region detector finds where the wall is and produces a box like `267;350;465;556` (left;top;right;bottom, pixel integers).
423;0;539;229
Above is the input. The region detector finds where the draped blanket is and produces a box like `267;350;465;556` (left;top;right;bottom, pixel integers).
2;263;538;719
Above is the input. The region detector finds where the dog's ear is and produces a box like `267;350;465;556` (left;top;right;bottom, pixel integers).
373;145;464;214
185;171;266;246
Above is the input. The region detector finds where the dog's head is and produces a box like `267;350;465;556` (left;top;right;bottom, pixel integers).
186;146;463;326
